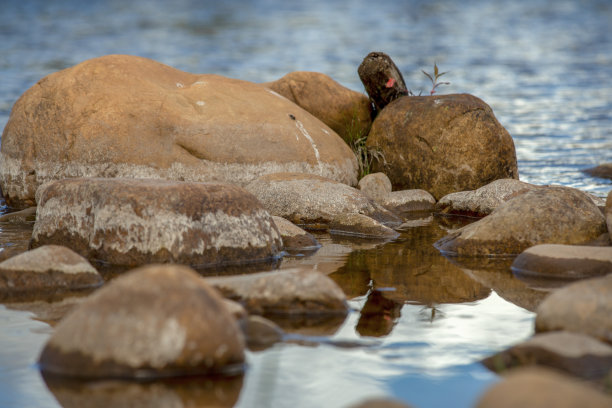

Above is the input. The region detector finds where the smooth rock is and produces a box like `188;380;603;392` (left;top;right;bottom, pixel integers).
358;172;392;203
476;367;612;408
0;55;358;208
380;189;436;213
512;244;612;281
348;398;414;408
38;264;245;378
482;331;612;380
584;163;612;180
0;206;36;223
245;172;401;229
240;315;284;350
367;94;518;199
329;213;400;239
262;71;372;144
205;268;349;316
535;274;612;344
436;179;539;217
272;216;320;251
31;178;282;266
434;186;607;256
0;245;102;295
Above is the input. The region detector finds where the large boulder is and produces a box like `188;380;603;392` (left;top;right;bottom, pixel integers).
0;55;358;209
38;264;245;378
435;186;607;257
262;71;372;144
366;94;518;199
31;178;282;266
535;274;612;344
245;172;401;229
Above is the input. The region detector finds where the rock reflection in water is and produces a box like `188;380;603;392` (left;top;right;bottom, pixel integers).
43;373;243;408
356;289;403;337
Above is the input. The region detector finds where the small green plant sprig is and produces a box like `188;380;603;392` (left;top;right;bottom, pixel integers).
422;63;450;95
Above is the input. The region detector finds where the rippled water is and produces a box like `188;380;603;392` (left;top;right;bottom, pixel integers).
0;0;610;407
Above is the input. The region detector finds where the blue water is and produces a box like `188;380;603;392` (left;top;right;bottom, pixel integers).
0;1;610;407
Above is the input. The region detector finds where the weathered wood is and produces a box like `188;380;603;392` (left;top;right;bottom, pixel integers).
358;52;409;115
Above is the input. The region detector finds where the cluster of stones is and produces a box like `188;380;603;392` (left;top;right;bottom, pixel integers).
0;53;610;402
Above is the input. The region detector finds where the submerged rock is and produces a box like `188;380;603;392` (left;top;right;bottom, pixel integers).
357;172;393;203
272;216;320;252
205;268;349;316
476;367;612;408
31;178;282;267
329;213;400;239
583;163;612;180
482;331;612;381
38;264;245;378
0;245;102;297
0;55;358;208
435;186;606;257
0;206;37;223
367;94;518;199
535;274;612;344
245;172;401;229
436;178;538;217
512;244;612;282
262;71;372;144
380;189;436;213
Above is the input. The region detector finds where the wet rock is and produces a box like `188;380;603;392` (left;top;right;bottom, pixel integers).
262;71;372;144
436;179;538;217
0;55;358;209
272;216;320;252
476;367;612;408
434;186;606;256
205;268;349;316
329;213;400;240
380;189;436;213
0;245;102;297
358;172;392;203
483;331;612;381
367;94;518;199
535;274;612;344
38;264;245;378
607;190;612;233
0;206;37;223
512;244;612;283
31;178;282;267
240;315;284;350
245;172;401;229
583;163;612;180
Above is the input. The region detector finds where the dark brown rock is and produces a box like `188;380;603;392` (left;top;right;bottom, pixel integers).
366;94;518;199
357;172;393;203
476;367;612;408
349;398;414;408
483;331;612;381
535;274;612;344
584;163;612;180
262;71;372;144
0;55;358;208
512;244;612;282
272;216;320;251
0;245;102;297
606;190;612;234
436;179;539;217
205;268;349;316
38;264;245;378
358;51;409;113
245;172;401;229
240;315;284;350
435;186;607;257
31;178;282;267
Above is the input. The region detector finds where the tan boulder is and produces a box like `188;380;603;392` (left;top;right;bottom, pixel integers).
31;178;282;267
245;172;401;229
0;55;358;208
272;216;320;252
366;94;518;199
535;274;612;344
476;367;612;408
357;172;392;203
329;213;399;240
262;71;372;144
38;264;245;378
436;178;539;217
434;186;607;256
380;189;436;213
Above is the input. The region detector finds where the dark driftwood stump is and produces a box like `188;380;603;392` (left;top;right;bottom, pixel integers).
358;52;409;115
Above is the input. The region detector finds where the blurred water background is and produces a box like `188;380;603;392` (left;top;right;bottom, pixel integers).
0;1;611;407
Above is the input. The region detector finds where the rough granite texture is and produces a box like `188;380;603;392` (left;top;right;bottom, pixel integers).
271;216;320;251
0;55;358;208
38;264;245;378
31;178;282;266
357;172;393;203
367;94;518;199
380;189;436;213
